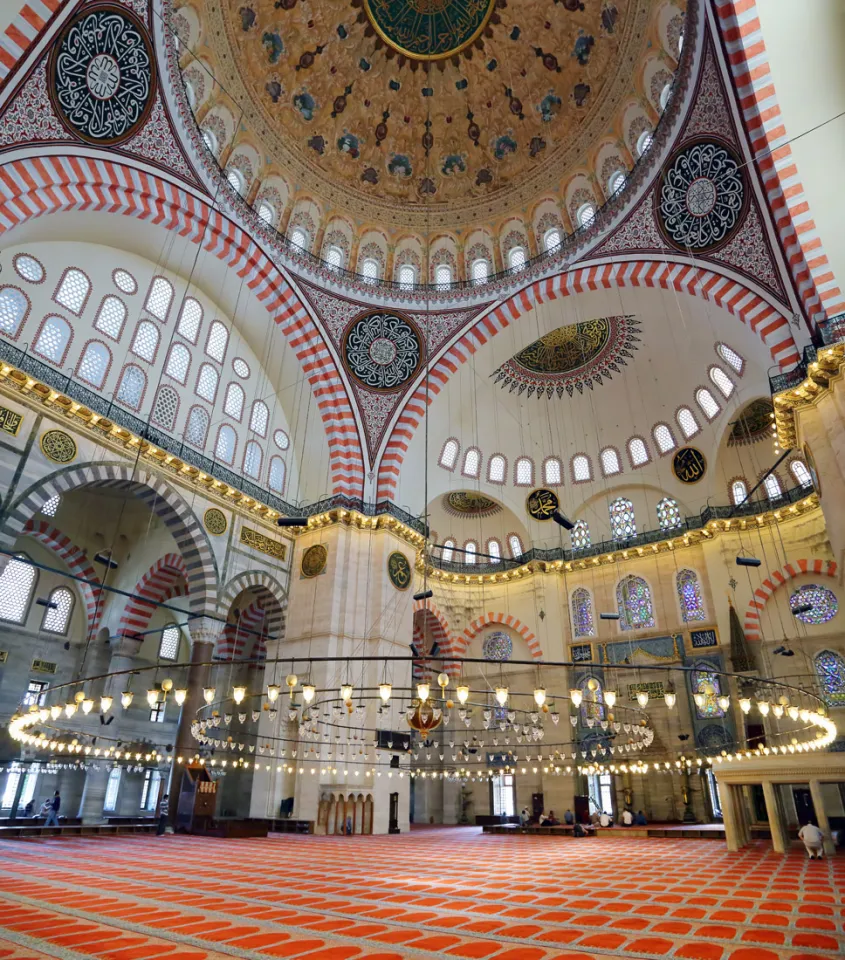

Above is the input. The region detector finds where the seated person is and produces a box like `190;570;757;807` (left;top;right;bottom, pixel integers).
622;808;633;826
590;810;601;826
23;800;34;817
634;810;648;826
573;822;586;837
563;808;574;825
599;811;612;827
545;810;560;826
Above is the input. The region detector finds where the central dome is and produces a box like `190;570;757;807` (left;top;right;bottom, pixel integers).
200;0;663;226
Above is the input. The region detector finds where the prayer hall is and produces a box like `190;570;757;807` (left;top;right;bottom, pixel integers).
0;0;843;958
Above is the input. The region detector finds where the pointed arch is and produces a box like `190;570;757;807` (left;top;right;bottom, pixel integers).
117;554;188;639
455;613;543;663
743;558;838;641
218;569;287;659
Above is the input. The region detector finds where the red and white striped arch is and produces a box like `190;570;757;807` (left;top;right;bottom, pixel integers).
218;598;267;661
0;0;65;86
714;1;845;324
377;261;799;499
23;518;103;639
0;155;364;497
455;613;543;663
117;553;188;639
743;557;838;642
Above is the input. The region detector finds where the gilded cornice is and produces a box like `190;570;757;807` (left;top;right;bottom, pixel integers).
774;341;845;448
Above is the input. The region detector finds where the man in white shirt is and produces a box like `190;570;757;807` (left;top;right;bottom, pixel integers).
798;821;825;859
599;811;612;828
622;809;633;826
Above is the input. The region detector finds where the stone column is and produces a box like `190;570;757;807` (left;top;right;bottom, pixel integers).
78;765;111;823
808;779;836;856
278;195;296;236
168;615;221;821
720;783;741;851
762;780;787;853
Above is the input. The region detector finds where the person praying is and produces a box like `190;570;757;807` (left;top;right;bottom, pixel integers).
798;821;825;859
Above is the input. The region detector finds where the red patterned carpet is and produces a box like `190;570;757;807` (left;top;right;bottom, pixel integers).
0;827;841;960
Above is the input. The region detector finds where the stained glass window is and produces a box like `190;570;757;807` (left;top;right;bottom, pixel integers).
677;568;706;622
657;497;682;531
814;650;845;705
571;520;590;551
571;587;594;638
691;667;725;718
617;575;655;631
790;584;838;625
609;497;636;540
482;632;512;661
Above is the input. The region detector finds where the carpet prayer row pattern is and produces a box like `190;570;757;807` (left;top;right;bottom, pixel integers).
0;828;841;960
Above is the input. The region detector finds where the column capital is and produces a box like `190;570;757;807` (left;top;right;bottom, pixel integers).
187;615;223;649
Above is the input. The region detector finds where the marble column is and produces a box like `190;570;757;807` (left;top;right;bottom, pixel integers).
720;783;741;852
808;779;836;856
762;780;787;853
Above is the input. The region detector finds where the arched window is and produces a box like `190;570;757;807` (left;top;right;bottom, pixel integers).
600;447;621;477
54;268;90;315
257;201;275;225
215;424;236;464
731;479;747;505
717;343;745;375
269;456;286;493
571;519;590;550
113;269;137;295
507;246;527;271
233;358;250;379
104;769;121;811
0;287;29;337
441;539;456;563
696;388;720;421
115;365;146;409
488;454;506;484
657;497;682;531
543;457;562;486
13;254;44;283
790;460;813;488
243;440;262;478
544;228;562;252
616;575;655;631
471;258;489;284
608;170;626;195
131;320;160;363
164;343;191;384
226;167;244;194
196;363;219;403
653;423;676;454
151;386;179;431
709;366;734;398
677;569;706;622
435;264;452;288
145;277;174;321
206;320;229;363
508;534;524;559
177;297;202;343
224;382;244;420
41;586;74;634
33;315;71;364
185;406;209;447
439;438;459;469
361;258;380;283
464;541;477;564
326;245;344;270
201;128;218;155
250;400;269;437
158;623;180;660
487;538;502;563
814;651;845;706
41;495;60;517
677;406;700;439
577;203;596;228
273;429;289;450
462;447;480;478
628;437;650;467
609;497;636;540
290;226;309;250
764;473;782;499
76;341;110;388
659;82;672;111
398;264;416;289
94;296;127;340
0;554;37;624
571;587;595;638
515;457;533;486
636;130;654;157
572;454;592;482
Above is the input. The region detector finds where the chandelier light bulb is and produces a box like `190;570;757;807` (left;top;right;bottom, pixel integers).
569;688;583;708
302;684;316;704
533;688;546;708
285;674;297;689
64;702;77;718
604;690;617;708
120;691;133;709
203;687;216;705
772;703;783;718
636;690;649;708
81;698;94;715
456;684;470;704
267;684;281;702
50;705;62;720
174;688;187;706
340;683;354;702
717;695;730;711
739;697;752;714
495;686;509;707
664;691;677;708
799;708;810;722
757;700;770;716
787;705;799;720
146;688;158;708
232;686;247;705
693;692;705;708
417;681;431;702
379;682;392;703
438;672;449;689
99;695;113;714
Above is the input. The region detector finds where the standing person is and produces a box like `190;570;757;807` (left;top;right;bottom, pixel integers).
563;809;574;825
798;821;825;859
520;806;530;827
157;793;169;836
44;791;61;827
